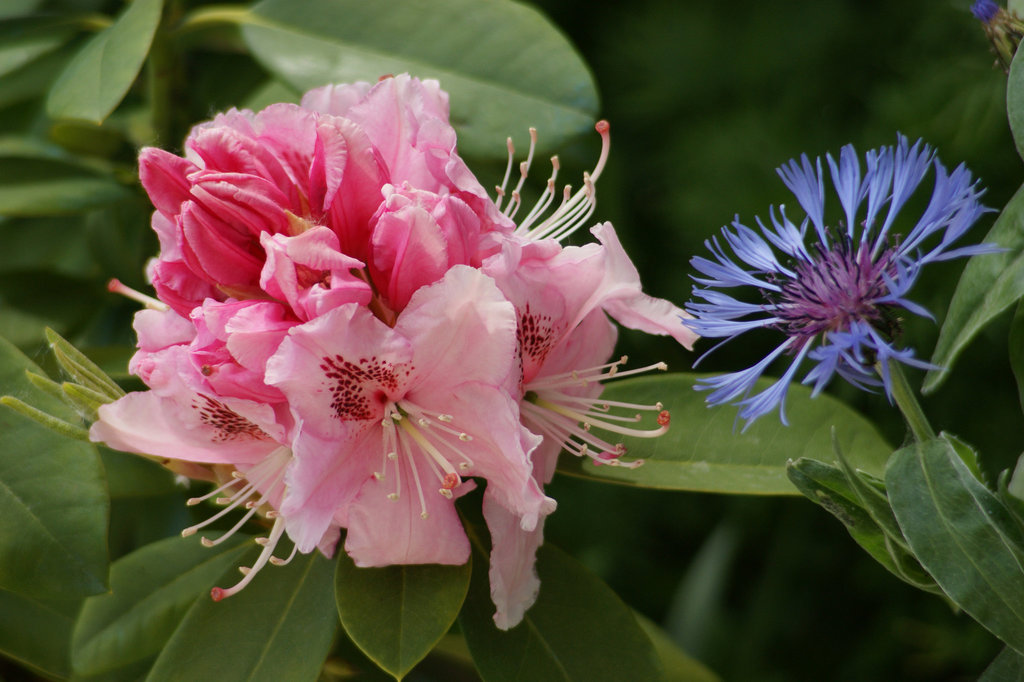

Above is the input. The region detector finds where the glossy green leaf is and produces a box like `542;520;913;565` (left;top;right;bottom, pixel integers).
71;534;252;677
46;0;164;123
0;588;80;678
556;373;891;495
886;437;1024;653
981;646;1024;682
147;549;338;681
0;335;108;600
100;448;177;499
924;184;1024;393
242;0;598;157
635;613;719;682
335;553;470;679
459;541;661;682
0;156;129;215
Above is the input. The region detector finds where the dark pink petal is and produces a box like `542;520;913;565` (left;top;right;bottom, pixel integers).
139;147;197;215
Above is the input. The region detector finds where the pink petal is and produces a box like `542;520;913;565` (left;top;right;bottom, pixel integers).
482;491;544;630
591;223;698;349
344;455;471;566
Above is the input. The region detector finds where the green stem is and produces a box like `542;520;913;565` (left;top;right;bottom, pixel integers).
146;0;186;147
880;360;935;442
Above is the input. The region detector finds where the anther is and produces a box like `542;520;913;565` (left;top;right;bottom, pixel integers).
657;410;671;427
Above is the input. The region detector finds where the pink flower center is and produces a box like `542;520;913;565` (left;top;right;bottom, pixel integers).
374;402;475;519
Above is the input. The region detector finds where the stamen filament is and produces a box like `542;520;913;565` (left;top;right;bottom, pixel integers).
210;516;287;601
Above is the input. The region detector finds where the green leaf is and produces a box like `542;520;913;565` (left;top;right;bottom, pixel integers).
1010;43;1024;162
981;646;1024;682
556;373;891;495
0;335;108;600
335;553;470;679
787;457;938;593
924;184;1024;393
147;549;338;681
46;0;164;123
635;613;719;682
886;437;1024;653
459;541;661;682
1010;300;1024;416
241;0;599;157
0;588;81;678
0;156;129;215
100;448;178;499
71;534;252;677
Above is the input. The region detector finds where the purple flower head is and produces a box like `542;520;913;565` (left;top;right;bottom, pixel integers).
972;0;1001;23
684;135;994;429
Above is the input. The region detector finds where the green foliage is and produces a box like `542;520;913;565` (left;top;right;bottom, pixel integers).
147;550;338;681
557;373;890;494
335;553;471;679
459;540;662;682
71;534;253;677
242;0;599;157
0;336;108;601
45;0;164;123
887;437;1024;654
925;183;1024;393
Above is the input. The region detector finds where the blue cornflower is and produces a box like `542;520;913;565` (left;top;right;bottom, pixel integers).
684;135;993;428
972;0;1000;23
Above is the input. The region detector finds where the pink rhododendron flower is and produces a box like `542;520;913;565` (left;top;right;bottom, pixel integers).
140;74;511;322
91;73;697;630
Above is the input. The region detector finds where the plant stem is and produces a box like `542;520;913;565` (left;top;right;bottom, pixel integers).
880;360;935;442
146;0;186;147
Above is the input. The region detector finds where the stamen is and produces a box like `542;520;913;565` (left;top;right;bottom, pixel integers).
521;353;668;469
494;137;516;211
210;516;288;601
107;278;169;311
513;120;612;243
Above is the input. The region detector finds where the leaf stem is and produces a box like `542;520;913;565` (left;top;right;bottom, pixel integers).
881;360;935;443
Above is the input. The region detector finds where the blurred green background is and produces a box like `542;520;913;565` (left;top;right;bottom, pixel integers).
1;0;1021;679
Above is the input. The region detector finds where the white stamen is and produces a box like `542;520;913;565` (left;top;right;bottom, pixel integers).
210;516;288;602
509;121;611;243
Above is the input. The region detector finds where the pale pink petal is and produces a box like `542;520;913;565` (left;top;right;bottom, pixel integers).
90;390;281;465
590;223;698;349
482;491;543;630
397;265;519;395
300;81;373;117
279;427;378;552
266;304;414;441
344;456;472;566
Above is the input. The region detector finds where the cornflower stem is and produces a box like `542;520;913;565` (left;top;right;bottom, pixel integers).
881;360;935;443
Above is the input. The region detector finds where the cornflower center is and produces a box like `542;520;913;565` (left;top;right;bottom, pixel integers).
520;356;670;467
772;237;901;349
373;402;475;519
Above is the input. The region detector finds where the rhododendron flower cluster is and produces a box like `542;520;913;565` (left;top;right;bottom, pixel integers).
90;74;696;629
